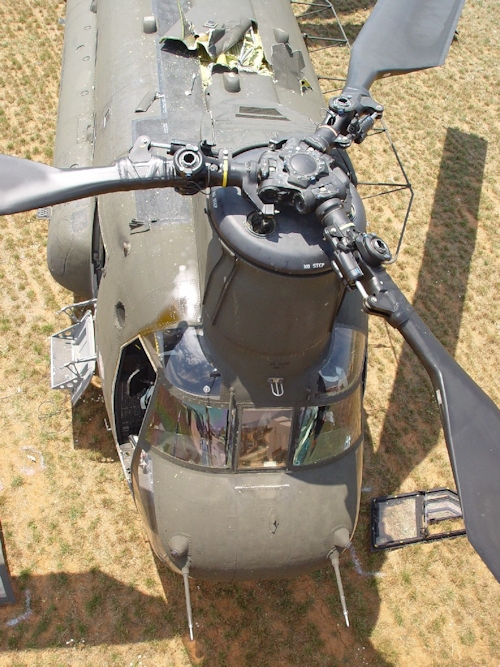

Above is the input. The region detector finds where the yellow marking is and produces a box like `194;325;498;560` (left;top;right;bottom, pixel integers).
222;158;229;187
139;305;179;336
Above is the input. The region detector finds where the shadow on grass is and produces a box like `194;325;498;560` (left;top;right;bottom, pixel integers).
155;548;391;667
0;569;179;650
70;382;118;461
372;128;487;489
0;559;390;667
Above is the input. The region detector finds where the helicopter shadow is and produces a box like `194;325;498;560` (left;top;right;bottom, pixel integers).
153;552;394;667
366;129;488;527
70;382;118;461
0;560;391;665
0;569;183;651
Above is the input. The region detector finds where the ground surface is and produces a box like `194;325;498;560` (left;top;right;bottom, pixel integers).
0;0;500;665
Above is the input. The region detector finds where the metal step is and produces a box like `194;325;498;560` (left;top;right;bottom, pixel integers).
50;309;96;405
371;488;466;551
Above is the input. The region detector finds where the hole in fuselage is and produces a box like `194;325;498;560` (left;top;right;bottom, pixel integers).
115;301;126;328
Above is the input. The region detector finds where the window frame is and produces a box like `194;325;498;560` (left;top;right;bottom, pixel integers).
137;370;364;474
288;380;364;470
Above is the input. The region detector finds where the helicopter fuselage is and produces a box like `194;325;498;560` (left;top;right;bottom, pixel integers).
50;0;368;580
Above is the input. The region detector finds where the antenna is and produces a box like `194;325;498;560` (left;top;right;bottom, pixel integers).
329;549;349;627
182;560;195;641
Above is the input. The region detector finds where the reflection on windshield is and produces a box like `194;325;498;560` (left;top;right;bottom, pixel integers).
145;384;232;468
153;327;221;398
318;327;365;396
293;387;361;465
239;409;292;469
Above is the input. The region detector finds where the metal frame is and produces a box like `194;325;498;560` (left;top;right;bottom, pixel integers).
0;526;15;606
371;488;466;551
291;0;349;48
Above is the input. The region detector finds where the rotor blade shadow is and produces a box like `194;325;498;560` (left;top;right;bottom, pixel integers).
373;128;487;491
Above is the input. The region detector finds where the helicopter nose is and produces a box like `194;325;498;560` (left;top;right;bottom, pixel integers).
146;443;361;581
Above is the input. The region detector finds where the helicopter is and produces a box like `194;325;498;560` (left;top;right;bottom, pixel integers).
1;0;499;641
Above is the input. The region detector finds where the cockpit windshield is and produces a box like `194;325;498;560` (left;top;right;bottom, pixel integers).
144;383;232;468
143;381;362;470
141;324;365;470
238;408;292;469
293;387;362;466
316;326;365;397
152;326;221;398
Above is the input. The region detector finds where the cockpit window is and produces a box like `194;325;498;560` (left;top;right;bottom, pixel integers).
145;383;232;468
293;387;362;466
317;327;366;397
238;408;293;469
152;327;221;398
140;324;365;471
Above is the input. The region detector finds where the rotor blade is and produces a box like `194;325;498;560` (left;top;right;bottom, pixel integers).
0;155;122;215
364;269;500;581
0;153;171;215
401;313;500;581
344;0;465;92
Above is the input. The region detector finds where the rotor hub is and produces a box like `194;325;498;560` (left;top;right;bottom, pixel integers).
282;147;329;188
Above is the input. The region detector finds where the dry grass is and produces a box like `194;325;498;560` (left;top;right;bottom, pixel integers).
0;0;499;665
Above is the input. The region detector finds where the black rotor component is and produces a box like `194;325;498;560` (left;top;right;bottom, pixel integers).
356;233;392;265
173;146;205;178
281;142;330;188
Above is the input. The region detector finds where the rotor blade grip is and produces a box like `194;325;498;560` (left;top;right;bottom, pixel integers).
399;311;500;582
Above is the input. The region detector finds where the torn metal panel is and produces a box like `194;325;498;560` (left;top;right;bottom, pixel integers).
161;0;256;45
272;42;312;95
207;18;253;57
161;6;255;56
201;25;271;80
161;5;271;82
162;5;311;95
